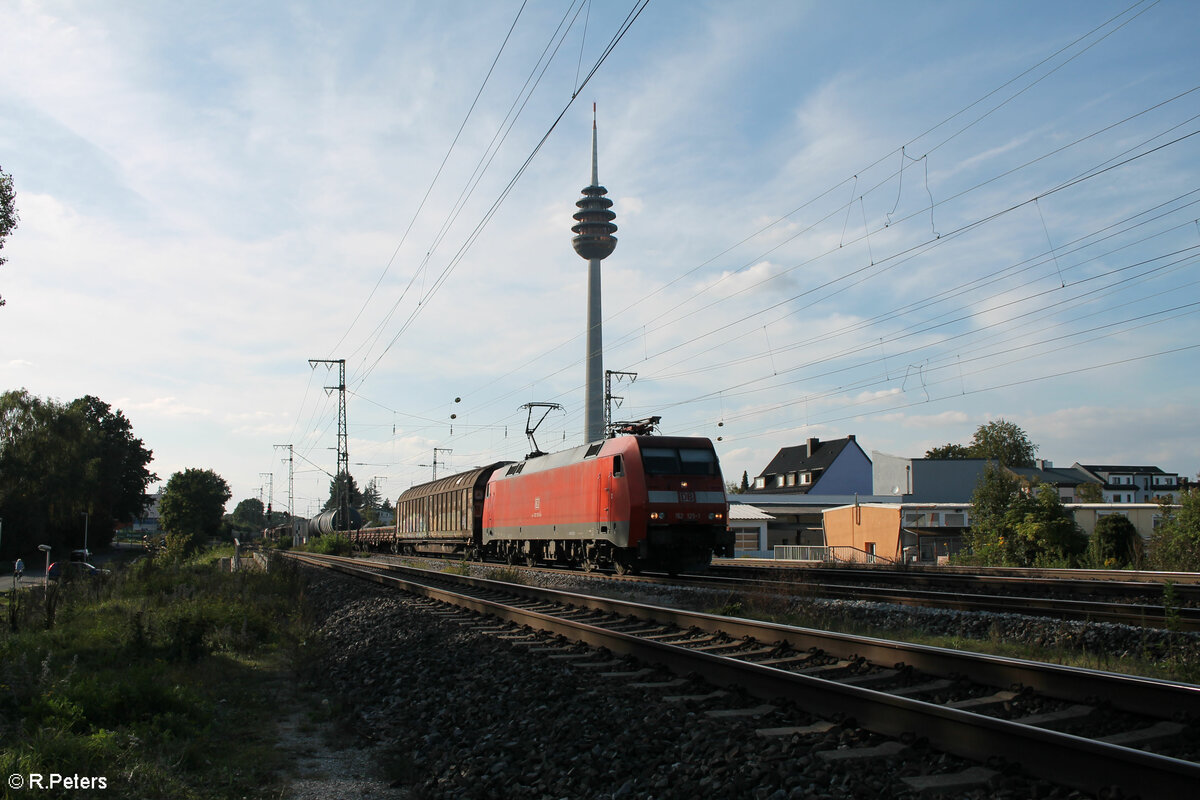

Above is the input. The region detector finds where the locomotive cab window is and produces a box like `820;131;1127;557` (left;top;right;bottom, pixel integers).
642;447;718;476
642;448;680;475
679;448;718;476
612;455;624;477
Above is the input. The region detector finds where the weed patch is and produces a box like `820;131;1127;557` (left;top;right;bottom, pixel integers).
0;549;311;799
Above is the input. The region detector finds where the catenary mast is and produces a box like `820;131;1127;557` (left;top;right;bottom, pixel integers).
571;105;618;443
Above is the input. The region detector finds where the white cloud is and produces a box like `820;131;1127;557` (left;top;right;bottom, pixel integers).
3;1;1197;506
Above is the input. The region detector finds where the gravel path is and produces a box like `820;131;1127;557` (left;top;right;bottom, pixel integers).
295;566;1099;800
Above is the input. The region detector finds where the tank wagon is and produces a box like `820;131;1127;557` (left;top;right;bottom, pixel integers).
390;435;731;573
309;507;363;537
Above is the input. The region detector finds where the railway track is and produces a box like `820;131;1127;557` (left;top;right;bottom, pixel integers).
695;562;1200;630
286;551;1200;797
364;551;1200;629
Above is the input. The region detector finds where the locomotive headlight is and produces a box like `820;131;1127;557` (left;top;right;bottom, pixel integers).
680;481;689;488
650;511;665;521
709;512;724;521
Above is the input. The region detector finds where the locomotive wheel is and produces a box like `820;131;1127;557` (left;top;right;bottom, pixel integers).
613;559;630;576
525;554;537;568
580;558;596;573
505;550;517;566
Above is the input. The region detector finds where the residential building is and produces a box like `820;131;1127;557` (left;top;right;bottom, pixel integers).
748;436;872;495
132;490;163;533
872;453;988;503
1007;460;1100;502
1072;464;1181;504
1068;503;1165;542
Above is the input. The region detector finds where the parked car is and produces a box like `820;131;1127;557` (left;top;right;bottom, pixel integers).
47;561;109;580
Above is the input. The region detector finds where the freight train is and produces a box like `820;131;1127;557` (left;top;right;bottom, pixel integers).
353;435;732;574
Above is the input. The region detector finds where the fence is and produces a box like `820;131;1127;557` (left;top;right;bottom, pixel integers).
772;545;896;564
772;545;829;562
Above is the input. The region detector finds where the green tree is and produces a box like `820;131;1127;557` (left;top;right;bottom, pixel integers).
1089;514;1141;569
925;443;971;459
0;390;92;555
1076;481;1104;503
322;471;363;513
967;418;1037;467
1008;484;1086;567
70;395;157;547
159;469;231;551
231;498;266;530
1149;489;1200;571
962;463;1023;565
0;163;17;308
927;419;1037;466
0;391;154;558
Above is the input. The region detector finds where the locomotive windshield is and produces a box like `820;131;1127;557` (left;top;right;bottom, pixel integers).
642;447;718;476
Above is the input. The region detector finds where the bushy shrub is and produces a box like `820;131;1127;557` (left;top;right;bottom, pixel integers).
1089;514;1143;568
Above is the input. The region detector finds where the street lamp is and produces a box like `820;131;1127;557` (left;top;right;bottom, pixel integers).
38;544;51;588
82;511;89;559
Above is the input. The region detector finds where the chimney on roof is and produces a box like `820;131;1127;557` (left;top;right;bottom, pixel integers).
1036;459;1051;470
807;437;819;457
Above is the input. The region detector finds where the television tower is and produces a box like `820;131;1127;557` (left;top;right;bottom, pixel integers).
571;104;618;443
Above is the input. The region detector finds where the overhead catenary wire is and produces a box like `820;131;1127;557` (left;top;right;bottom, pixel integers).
286;0;1195;486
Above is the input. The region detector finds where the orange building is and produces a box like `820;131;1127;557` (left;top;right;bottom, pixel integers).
822;503;970;564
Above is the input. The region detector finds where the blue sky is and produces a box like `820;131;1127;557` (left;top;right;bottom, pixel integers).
2;0;1197;515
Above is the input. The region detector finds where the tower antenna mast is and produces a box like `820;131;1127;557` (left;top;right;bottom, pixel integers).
571;103;618;443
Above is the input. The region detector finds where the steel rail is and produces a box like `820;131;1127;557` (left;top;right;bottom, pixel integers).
705;578;1200;629
287;552;1200;797
716;559;1200;589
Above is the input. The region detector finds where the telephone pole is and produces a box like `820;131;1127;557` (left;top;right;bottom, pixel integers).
274;444;294;523
420;448;453;481
309;358;349;528
259;472;274;526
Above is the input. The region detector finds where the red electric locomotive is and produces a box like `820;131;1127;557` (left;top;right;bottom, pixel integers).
388;435;731;573
483;435;731;574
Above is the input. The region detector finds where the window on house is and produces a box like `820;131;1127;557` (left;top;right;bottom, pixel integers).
786;473;796;487
754;476;766;489
800;473;812;485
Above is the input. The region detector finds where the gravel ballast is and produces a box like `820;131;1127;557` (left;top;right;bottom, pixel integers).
296;566;1102;800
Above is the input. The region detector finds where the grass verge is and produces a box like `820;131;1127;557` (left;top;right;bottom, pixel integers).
1;549;311;799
